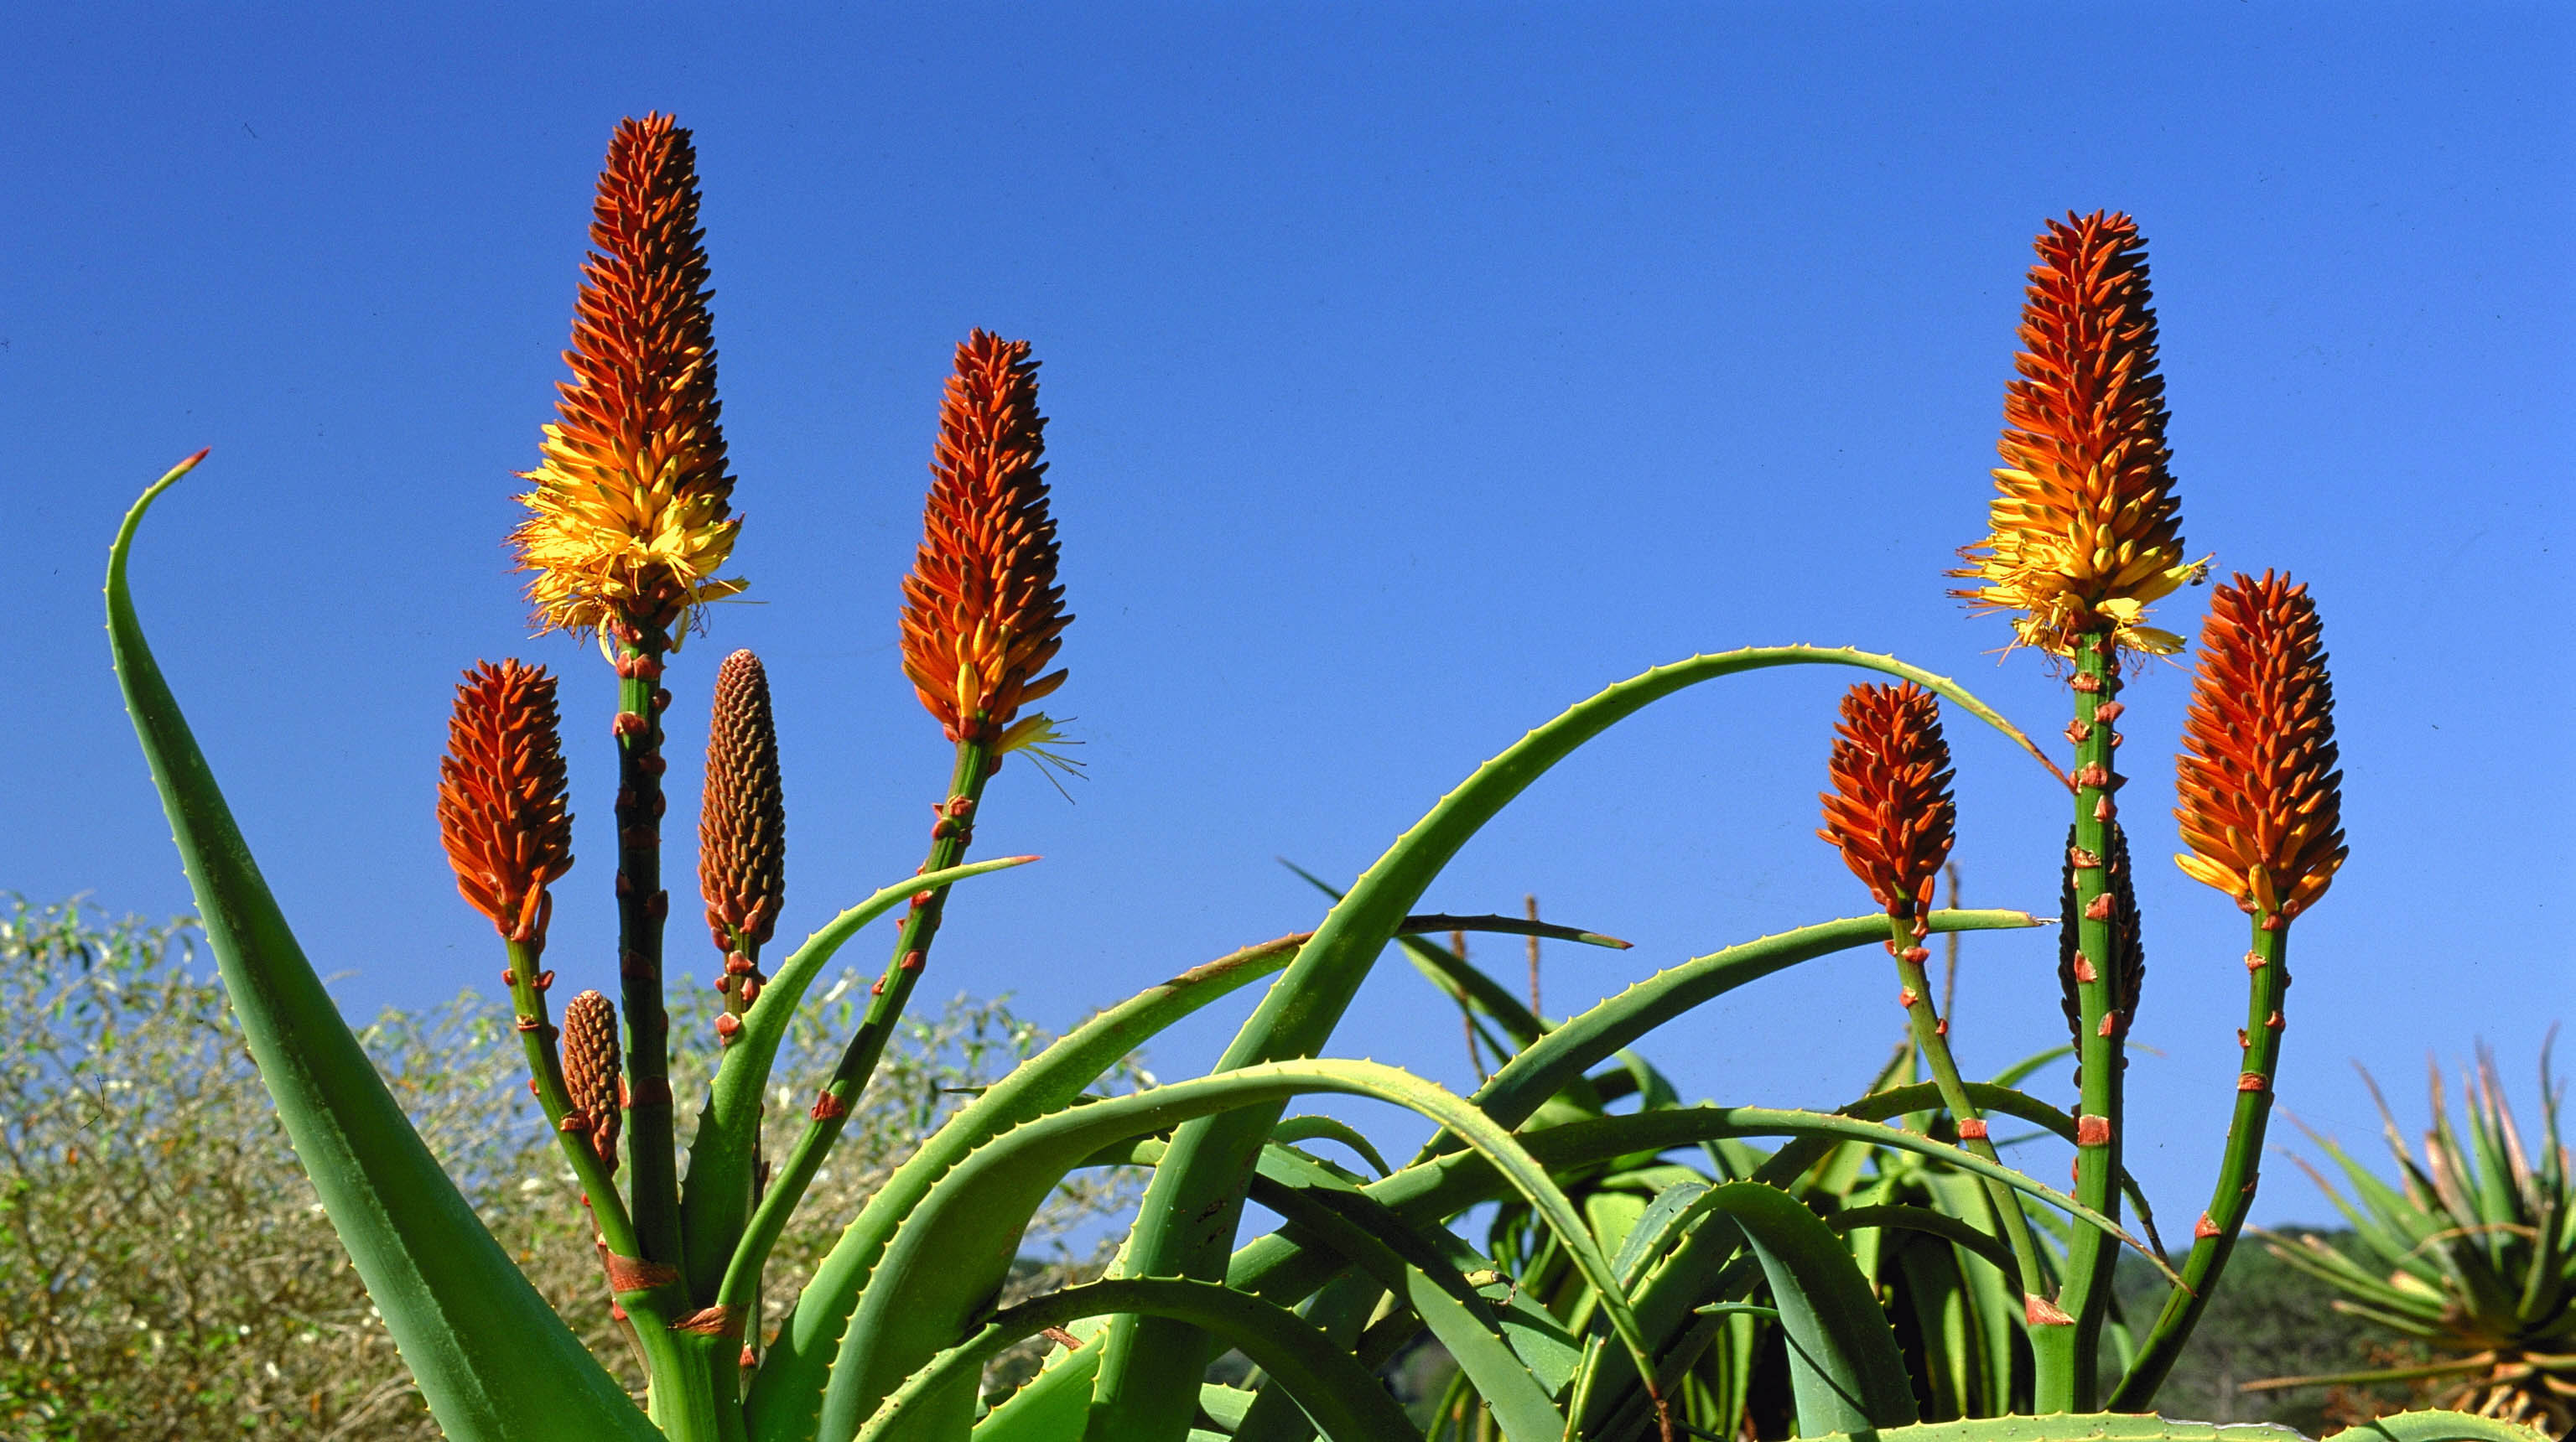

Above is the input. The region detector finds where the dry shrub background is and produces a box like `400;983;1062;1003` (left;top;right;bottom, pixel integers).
0;896;1135;1440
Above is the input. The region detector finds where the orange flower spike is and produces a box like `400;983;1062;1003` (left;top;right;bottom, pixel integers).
436;661;575;946
511;113;743;644
2174;572;2345;919
1952;211;2203;657
899;330;1070;752
1819;682;1957;918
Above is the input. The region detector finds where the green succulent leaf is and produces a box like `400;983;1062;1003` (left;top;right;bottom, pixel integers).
1096;646;2060;1441
106;459;659;1442
854;1279;1416;1442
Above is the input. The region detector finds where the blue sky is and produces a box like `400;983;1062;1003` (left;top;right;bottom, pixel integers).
6;4;2569;1230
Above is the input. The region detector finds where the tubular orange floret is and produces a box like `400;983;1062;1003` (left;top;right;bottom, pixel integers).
2174;571;2345;918
1818;682;1956;918
437;661;575;945
560;990;622;1173
898;330;1070;750
1952;211;2200;657
700;649;786;959
510;113;743;643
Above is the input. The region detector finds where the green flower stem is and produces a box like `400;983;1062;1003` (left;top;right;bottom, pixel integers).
717;738;993;1323
2038;630;2125;1412
2106;913;2291;1409
1884;916;2050;1309
502;938;641;1260
615;634;685;1279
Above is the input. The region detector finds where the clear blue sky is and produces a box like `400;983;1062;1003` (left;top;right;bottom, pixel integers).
7;4;2569;1230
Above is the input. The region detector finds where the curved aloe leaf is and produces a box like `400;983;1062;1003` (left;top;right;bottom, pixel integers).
680;853;1038;1294
757;914;1602;1442
747;932;1302;1438
854;1279;1415;1442
1828;1203;2018;1276
1246;1162;1571;1441
969;1091;2154;1439
818;1058;1654;1442
1096;646;2062;1442
106;459;658;1441
1272;1113;1395;1178
1462;910;2043;1139
1706;1180;1919;1434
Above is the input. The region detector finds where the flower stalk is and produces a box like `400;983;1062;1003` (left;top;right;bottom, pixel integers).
509;112;743;1436
717;332;1065;1325
1955;213;2198;1408
2111;572;2342;1407
1821;682;2054;1321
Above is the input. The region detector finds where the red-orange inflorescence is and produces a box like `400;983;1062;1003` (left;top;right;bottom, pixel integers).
1953;211;2198;657
700;649;786;961
898;331;1069;750
2174;572;2345;918
1819;682;1957;918
437;661;575;944
511;113;743;642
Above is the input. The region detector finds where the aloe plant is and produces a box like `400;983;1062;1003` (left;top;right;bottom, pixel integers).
2241;1050;2575;1434
104;122;2542;1442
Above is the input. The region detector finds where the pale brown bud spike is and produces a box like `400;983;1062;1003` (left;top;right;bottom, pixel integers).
700;650;787;964
560;990;622;1173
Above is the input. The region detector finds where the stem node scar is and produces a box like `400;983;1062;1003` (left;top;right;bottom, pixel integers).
2072;957;2097;984
2266;1009;2284;1030
2236;1072;2269;1092
2084;893;2116;921
1956;1118;1988;1140
2076;1113;2112;1146
2194;1213;2222;1239
2093;700;2126;724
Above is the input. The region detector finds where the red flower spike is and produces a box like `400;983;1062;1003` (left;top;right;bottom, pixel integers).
898;331;1070;748
1818;682;1955;919
437;661;574;945
2174;572;2345;918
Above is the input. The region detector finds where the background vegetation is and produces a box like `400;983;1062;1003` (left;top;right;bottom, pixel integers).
0;896;1135;1440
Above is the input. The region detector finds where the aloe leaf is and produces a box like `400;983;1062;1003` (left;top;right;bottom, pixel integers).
1828;1203;2018;1278
106;459;659;1441
756;913;1559;1441
969;1317;1111;1442
1095;646;2059;1441
1248;1167;1571;1439
1701;1181;1919;1434
853;1279;1415;1442
749;931;1303;1439
1461;910;2042;1141
1271;1114;1395;1178
684;854;1040;1285
819;1057;1648;1442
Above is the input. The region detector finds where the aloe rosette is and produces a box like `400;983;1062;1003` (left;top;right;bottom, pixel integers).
103;136;2533;1442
